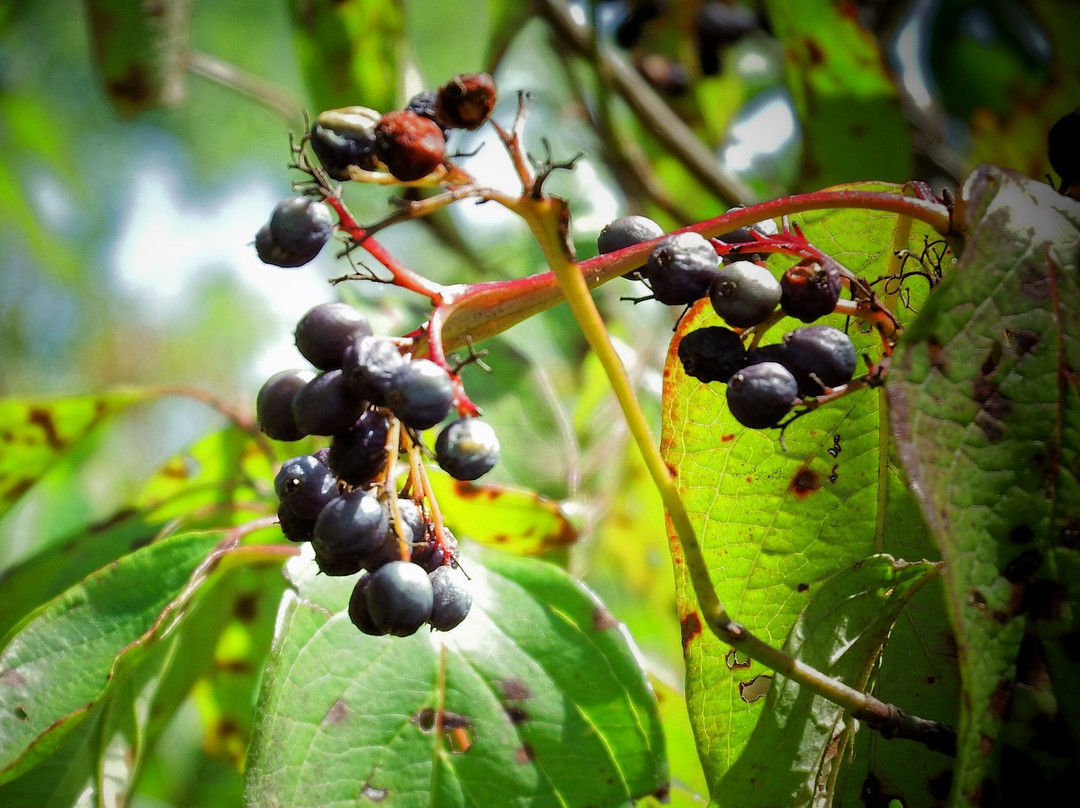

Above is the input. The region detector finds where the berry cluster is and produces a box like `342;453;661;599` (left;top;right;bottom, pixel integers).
308;73;497;184
257;302;500;636
599;214;861;430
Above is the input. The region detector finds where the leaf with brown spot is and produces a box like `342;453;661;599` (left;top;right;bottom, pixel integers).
426;470;578;555
888;166;1080;801
0;392;153;523
245;546;668;807
662;186;962;802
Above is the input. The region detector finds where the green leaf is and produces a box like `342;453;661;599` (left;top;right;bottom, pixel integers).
660;190;955;799
887;165;1080;803
717;556;937;808
0;425;276;643
763;0;912;189
0;392;153;522
83;0;193;116
0;532;223;782
245;547;668;807
426;470;577;556
287;0;403;114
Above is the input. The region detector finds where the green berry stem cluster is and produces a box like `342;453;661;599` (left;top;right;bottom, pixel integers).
252;72;957;748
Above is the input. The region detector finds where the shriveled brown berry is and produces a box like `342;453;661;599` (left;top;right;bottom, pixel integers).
435;73;497;130
374;110;446;182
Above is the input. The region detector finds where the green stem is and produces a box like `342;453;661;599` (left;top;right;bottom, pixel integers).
516;194;956;755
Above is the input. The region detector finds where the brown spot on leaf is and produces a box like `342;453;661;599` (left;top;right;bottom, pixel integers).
14;706;28;721
215;658;253;675
1009;524;1035;544
797;582;809;593
516;744;535;764
788;466;820;498
505;706;528;726
653;783;671;803
721;433;735;442
1002;549;1043;583
233;592;259;623
804;37;825;66
1020;266;1052;298
1022;580;1068;621
680;612;702;651
89;508;137;534
1005;328;1039;357
4;478;34;502
1;669;28;690
988;678;1013;718
216;718;242;741
927;335;946;371
980;341;1002;378
498;679;533;701
324;699;349;725
592;607;618;631
739;674;772;703
28;407;64;450
968;588;988;610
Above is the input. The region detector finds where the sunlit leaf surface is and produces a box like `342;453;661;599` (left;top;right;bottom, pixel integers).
245;547;668;808
716;555;937;807
660;189;958;800
0;392;154;522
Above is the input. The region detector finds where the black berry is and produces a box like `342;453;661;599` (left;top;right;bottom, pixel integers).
780;259;842;323
428;565;472;631
328;410;391;487
644;232;720;306
256;369;315;441
386;359;455;430
597;215;665;280
255;196;334;268
1048;108;1080;188
274;455;338;519
677;326;746;383
412;527;457;573
709;260;781;328
277;502;317;543
341;335;407;407
726;362;798;429
782;325;858;395
435;418;500;481
348;575;386;636
291;369;367;437
312;490;391;575
294;302;373;371
366;560;434;636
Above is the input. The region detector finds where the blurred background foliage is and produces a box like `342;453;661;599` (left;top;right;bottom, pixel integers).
0;0;1074;805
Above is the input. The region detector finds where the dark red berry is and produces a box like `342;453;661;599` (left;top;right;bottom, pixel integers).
435;73;497;130
780;259;842;323
374;110;446;182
